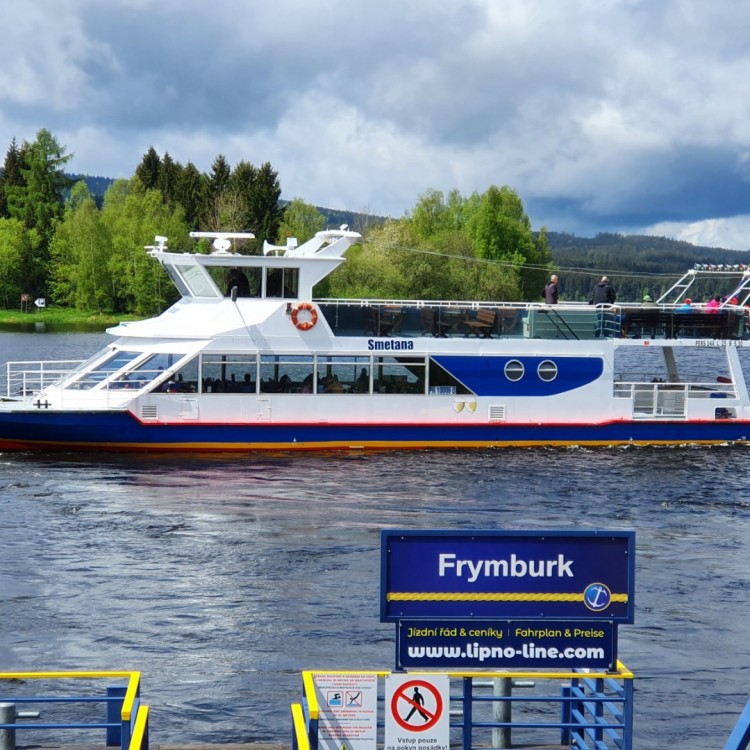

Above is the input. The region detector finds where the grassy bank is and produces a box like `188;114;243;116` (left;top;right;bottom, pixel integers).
0;307;142;331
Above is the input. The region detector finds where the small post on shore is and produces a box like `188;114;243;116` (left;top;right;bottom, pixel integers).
0;702;16;750
492;678;512;748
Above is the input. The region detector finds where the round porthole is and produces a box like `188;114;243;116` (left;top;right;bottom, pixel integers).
504;360;524;381
538;360;558;382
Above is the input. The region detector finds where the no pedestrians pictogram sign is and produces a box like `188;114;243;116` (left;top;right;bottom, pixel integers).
384;673;450;750
391;679;442;731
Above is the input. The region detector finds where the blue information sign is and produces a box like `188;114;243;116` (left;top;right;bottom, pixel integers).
397;619;617;670
381;529;635;623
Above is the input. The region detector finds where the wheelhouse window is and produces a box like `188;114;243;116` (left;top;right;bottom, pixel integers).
266;267;298;298
166;262;222;298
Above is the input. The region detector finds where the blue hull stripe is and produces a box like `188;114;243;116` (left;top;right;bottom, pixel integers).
432;355;604;396
0;411;747;451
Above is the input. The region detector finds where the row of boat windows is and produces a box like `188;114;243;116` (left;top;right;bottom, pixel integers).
164;263;300;299
63;350;561;395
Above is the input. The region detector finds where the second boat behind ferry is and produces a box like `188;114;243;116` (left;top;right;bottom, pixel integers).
1;228;749;452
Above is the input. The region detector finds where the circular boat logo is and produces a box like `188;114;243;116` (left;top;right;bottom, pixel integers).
583;582;612;612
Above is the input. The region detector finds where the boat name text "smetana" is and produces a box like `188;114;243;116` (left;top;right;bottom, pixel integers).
438;553;574;582
367;339;415;350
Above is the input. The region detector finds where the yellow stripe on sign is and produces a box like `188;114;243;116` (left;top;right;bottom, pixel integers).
387;592;628;602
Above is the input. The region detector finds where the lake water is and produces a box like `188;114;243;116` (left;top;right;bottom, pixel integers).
0;332;749;749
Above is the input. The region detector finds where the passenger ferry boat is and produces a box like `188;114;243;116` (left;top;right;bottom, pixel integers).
1;228;750;452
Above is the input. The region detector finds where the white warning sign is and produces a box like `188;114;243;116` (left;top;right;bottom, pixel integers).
314;673;378;750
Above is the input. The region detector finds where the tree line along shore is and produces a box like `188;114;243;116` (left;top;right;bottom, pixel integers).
1;128;746;322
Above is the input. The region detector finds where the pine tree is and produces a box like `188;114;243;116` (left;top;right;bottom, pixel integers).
247;161;282;243
0;138;25;219
157;152;182;204
5;129;73;297
176;162;207;229
135;147;161;190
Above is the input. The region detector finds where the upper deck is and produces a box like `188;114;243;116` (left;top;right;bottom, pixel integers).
146;231;749;343
315;299;748;342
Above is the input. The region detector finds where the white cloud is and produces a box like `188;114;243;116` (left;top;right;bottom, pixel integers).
644;217;750;252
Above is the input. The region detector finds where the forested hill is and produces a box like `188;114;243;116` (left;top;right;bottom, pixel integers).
546;231;750;302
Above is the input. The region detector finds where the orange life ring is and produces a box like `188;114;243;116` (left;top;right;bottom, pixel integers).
291;302;318;331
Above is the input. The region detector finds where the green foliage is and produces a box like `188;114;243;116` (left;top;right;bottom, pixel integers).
135;147;161;190
8;129;73;237
0;218;38;308
49;182;115;312
100;179;189;315
326;217;519;301
176;162;207;229
0;138;25;218
278;198;325;244
330;186;542;301
247;162;283;244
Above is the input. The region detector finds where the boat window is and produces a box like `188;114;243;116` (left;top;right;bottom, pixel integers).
109;352;190;391
317;355;371;394
202;354;259;393
207;267;262;297
504;360;525;382
537;360;558;382
155;356;200;394
428;358;472;395
162;263;192;297
373;356;426;395
166;261;222;298
260;354;314;393
266;267;299;299
65;350;141;390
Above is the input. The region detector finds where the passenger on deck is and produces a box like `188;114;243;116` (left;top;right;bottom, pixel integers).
642;294;657;308
542;275;559;305
706;295;721;313
590;276;616;305
676;298;694;313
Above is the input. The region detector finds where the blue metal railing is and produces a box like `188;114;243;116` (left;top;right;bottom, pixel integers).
293;664;633;750
0;671;149;750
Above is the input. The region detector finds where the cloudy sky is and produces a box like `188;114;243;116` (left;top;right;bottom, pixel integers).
2;0;750;250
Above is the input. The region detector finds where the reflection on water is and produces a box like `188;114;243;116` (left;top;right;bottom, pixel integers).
0;334;749;749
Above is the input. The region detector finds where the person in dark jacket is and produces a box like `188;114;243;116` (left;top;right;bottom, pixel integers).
590;276;616;337
542;274;559;304
590;276;616;305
